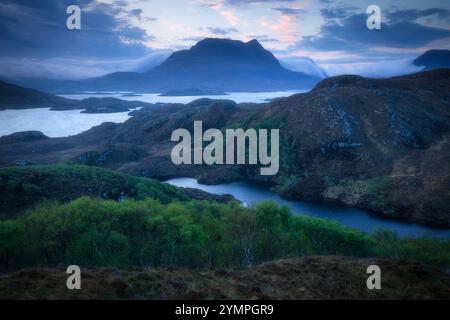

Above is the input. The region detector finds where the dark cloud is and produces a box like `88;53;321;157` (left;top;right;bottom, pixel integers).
320;6;358;20
0;0;152;60
300;10;450;53
128;8;157;22
207;27;239;35
386;8;450;23
272;7;305;15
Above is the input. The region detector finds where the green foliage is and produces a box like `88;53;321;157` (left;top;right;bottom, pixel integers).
0;165;191;218
373;229;450;267
1;197;448;272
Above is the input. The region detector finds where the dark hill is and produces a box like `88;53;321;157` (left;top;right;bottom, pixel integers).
0;80;78;110
413;49;450;71
0;80;153;113
0;165;233;219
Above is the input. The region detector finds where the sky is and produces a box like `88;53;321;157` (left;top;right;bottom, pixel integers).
0;0;449;79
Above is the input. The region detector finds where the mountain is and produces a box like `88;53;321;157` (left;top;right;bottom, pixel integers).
413;50;450;71
0;80;152;113
21;39;324;93
143;38;321;91
1;69;449;227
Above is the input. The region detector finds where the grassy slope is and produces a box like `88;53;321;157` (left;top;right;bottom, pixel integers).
0;256;448;300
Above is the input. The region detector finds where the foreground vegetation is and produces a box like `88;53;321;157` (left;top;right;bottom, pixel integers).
2;256;448;300
0;165;218;219
1;197;449;273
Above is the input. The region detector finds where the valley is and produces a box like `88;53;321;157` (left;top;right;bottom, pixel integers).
1;69;449;228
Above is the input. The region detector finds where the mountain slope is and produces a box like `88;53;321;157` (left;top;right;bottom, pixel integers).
1;69;449;227
26;39;324;93
414;49;450;71
0;80;78;110
0;165;233;219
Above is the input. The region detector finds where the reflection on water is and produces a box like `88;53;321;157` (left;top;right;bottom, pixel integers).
166;177;450;238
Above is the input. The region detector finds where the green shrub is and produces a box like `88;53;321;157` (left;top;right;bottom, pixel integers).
0;198;448;272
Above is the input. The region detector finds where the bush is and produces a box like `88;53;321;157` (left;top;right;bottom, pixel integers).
0;198;448;272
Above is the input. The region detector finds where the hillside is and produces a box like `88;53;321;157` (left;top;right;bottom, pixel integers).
0;256;448;299
0;80;152;113
414;49;450;71
0;69;449;227
0;165;233;219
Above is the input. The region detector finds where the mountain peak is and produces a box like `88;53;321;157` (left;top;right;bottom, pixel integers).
154;37;283;74
193;38;262;48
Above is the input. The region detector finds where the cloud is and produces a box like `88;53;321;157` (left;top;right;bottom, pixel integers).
0;0;162;79
272;7;305;16
319;58;423;78
180;36;207;42
128;8;157;22
248;35;279;43
223;0;296;5
207;27;239;35
299;12;450;52
279;56;327;78
220;9;239;25
387;8;450;23
320;6;357;20
0;0;154;59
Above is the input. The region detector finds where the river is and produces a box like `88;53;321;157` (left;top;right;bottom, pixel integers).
166;177;450;238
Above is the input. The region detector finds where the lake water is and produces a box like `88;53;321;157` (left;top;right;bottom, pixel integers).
0;91;301;138
60;90;302;104
166;177;450;238
0;108;134;138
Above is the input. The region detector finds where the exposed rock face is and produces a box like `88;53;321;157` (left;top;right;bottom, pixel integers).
0;69;449;227
0;257;448;299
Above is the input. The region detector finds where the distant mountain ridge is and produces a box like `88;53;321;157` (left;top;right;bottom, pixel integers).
0;80;152;113
18;38;324;93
